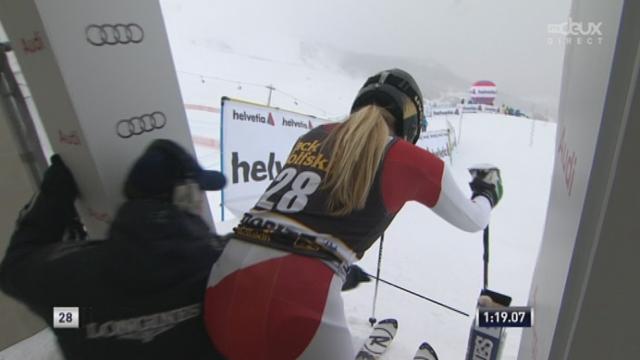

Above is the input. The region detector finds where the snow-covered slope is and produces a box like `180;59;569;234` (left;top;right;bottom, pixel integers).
0;20;557;360
211;113;556;360
205;113;556;360
343;113;556;359
179;46;558;357
0;112;556;360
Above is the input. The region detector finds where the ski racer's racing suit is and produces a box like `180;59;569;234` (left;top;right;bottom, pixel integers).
205;124;491;359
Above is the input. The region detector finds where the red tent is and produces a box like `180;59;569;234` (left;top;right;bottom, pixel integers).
469;80;497;105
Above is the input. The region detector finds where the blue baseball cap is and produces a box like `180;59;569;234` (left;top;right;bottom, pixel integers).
124;139;226;199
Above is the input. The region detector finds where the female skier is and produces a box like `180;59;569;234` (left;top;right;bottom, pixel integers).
204;69;503;360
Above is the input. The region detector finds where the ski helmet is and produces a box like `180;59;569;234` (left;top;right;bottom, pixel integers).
351;69;424;144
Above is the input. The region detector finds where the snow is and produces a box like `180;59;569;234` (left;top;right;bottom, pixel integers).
0;106;556;360
198;112;556;359
0;2;564;359
342;114;556;359
160;37;559;358
0;19;557;360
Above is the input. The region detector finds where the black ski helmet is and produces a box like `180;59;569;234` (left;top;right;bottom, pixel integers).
351;69;424;144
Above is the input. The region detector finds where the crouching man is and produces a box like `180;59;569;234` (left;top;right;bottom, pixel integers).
0;139;228;359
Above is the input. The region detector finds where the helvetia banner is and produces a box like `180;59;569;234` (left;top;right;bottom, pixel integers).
220;98;327;218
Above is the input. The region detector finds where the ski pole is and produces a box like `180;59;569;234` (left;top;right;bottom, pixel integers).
483;226;489;290
364;272;469;317
369;233;385;326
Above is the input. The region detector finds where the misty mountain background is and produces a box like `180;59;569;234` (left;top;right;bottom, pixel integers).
160;0;568;122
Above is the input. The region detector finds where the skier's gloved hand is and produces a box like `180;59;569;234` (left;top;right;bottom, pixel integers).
342;265;371;291
41;154;79;201
468;164;503;208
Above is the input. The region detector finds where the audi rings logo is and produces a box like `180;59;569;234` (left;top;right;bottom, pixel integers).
116;112;167;139
86;23;144;46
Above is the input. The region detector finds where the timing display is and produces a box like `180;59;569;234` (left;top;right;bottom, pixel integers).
477;306;533;328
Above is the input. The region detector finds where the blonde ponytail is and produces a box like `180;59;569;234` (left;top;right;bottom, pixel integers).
322;105;393;215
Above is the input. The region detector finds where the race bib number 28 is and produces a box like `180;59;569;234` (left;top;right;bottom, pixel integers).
256;168;321;213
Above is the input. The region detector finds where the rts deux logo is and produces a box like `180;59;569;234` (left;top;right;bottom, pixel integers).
547;17;603;46
232;110;275;126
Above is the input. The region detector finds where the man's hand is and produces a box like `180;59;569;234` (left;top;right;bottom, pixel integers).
36;155;86;241
41;154;78;200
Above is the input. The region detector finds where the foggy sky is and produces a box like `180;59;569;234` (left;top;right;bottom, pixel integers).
0;1;573;117
161;0;571;117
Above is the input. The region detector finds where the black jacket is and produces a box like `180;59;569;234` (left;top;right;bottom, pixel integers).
0;188;227;359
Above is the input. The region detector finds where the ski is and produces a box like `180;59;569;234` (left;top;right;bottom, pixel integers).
465;289;512;360
413;341;438;360
355;318;398;360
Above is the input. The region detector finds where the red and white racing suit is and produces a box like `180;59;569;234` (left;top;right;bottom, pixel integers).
205;124;491;359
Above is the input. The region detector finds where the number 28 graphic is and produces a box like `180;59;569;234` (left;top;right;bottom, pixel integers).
52;307;79;328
